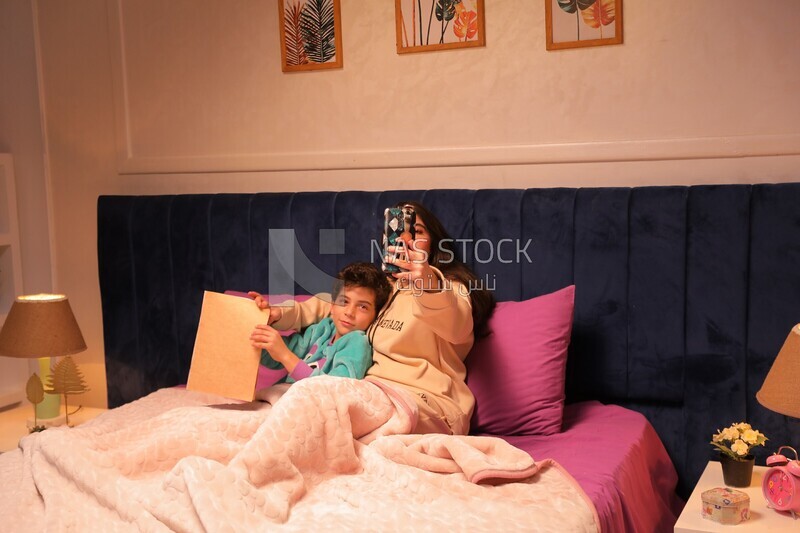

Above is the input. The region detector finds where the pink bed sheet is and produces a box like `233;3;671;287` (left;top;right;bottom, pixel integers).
487;401;684;533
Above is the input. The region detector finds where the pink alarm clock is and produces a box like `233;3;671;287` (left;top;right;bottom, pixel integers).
762;445;800;519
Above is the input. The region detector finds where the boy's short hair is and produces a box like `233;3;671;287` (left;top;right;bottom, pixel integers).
333;262;392;312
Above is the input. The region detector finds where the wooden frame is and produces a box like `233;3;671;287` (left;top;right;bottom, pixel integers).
395;0;485;54
545;0;622;51
279;0;343;72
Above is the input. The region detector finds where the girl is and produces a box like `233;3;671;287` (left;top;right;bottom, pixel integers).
251;201;495;435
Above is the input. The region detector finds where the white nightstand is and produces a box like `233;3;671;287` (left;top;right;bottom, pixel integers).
675;461;798;532
0;402;108;453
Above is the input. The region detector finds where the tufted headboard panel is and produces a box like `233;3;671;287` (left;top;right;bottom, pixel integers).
98;186;800;496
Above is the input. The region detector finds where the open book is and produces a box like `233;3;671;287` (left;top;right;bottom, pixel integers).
186;291;269;401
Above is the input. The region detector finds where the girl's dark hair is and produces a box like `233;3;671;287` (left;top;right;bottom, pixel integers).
398;201;496;337
334;262;393;313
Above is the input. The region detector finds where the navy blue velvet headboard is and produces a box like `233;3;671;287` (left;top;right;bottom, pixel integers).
97;186;800;497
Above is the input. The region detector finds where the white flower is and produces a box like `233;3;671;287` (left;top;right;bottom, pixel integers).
742;429;758;444
711;422;767;460
731;439;749;456
721;427;739;442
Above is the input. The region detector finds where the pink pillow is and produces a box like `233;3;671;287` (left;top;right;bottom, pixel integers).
466;285;575;436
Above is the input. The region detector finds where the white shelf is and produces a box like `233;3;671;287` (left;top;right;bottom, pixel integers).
0;388;23;410
0;154;26;408
0;357;28;409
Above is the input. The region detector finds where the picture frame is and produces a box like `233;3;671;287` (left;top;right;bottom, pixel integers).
395;0;485;54
279;0;343;72
545;0;623;51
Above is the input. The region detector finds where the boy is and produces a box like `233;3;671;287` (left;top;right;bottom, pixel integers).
249;262;391;383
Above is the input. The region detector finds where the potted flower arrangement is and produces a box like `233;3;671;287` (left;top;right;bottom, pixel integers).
710;422;768;487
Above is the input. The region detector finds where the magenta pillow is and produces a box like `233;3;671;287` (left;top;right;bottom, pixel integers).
466;285;575;436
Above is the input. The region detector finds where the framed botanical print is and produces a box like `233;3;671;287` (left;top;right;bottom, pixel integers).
545;0;623;51
395;0;486;54
279;0;343;71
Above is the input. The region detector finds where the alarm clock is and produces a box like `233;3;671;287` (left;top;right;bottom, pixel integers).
762;445;800;519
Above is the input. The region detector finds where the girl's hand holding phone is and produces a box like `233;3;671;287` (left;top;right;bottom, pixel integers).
386;236;441;292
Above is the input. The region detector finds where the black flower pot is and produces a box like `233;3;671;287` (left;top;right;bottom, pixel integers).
719;453;755;487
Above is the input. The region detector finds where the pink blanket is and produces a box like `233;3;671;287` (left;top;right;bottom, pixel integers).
2;377;599;531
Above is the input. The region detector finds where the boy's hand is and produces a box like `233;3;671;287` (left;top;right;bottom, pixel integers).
248;291;269;310
247;291;283;324
250;324;299;372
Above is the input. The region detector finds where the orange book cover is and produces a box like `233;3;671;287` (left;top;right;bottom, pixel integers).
186;291;268;401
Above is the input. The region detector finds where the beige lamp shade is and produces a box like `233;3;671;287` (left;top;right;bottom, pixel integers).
0;294;87;358
756;323;800;418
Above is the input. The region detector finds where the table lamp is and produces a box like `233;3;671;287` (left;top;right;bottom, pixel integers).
756;324;800;519
756;323;800;418
0;294;87;422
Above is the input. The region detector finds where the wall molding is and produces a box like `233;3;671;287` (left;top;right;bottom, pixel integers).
113;134;800;175
31;0;57;291
107;0;800;176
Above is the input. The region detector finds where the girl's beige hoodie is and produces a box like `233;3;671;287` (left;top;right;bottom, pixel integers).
272;271;475;434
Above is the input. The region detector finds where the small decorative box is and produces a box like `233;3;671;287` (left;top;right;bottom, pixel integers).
701;487;750;525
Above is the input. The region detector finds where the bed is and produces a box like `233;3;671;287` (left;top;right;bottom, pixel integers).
3;185;800;531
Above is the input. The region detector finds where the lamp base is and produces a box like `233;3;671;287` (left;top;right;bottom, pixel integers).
26;414;66;430
35;357;60;419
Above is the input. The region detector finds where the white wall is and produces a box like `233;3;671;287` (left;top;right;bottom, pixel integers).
0;0;53;295
29;0;800;407
0;0;54;410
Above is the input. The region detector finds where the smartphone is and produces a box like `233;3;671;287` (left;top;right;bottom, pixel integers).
382;206;416;274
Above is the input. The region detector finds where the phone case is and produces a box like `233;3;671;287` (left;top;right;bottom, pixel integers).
382;206;416;273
